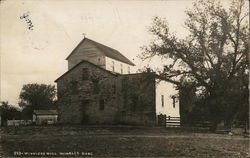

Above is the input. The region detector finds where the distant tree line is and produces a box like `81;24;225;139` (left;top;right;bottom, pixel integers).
0;101;21;125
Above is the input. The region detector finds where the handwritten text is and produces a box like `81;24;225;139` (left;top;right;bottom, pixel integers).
20;12;34;30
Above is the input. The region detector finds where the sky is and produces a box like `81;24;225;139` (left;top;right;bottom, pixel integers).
0;0;236;106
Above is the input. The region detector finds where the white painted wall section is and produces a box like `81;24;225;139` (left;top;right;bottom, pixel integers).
67;40;106;70
105;56;133;74
155;79;180;117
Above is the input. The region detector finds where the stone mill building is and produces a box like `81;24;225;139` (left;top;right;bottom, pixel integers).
55;37;180;125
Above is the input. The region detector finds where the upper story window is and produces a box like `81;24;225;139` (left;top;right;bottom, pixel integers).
112;83;116;94
128;66;130;74
99;99;105;111
121;64;123;74
112;61;115;72
161;95;164;107
121;77;128;91
70;80;78;93
82;68;89;80
81;100;90;106
93;80;99;94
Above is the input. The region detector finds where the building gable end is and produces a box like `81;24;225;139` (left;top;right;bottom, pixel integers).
55;60;118;82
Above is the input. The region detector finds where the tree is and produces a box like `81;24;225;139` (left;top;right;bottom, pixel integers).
0;101;21;125
19;83;56;108
141;0;249;130
19;83;56;119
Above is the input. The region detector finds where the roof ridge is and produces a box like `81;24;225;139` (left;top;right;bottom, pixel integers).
65;38;86;60
85;38;119;53
66;37;135;66
85;38;135;66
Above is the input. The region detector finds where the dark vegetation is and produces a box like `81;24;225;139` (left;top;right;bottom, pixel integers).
0;84;56;123
19;83;57;120
0;102;21;126
141;0;249;131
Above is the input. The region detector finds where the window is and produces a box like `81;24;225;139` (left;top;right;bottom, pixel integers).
112;61;115;72
81;100;90;111
81;100;90;124
121;77;128;91
99;99;105;111
161;95;164;107
132;95;139;111
81;100;90;106
128;66;130;74
93;80;99;94
70;81;78;93
82;68;89;80
112;84;116;94
121;110;126;115
121;64;123;74
98;58;101;64
172;96;176;108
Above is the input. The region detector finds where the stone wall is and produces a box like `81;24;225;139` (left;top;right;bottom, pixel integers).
116;73;156;125
57;62;157;125
57;61;119;124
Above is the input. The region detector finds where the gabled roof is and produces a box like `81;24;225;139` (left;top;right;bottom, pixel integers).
66;38;135;66
33;110;58;115
55;60;119;82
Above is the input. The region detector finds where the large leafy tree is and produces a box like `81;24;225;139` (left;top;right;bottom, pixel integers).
19;83;56;108
141;0;249;130
19;83;57;119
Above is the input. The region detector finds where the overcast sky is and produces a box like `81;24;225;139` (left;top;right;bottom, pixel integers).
0;0;237;106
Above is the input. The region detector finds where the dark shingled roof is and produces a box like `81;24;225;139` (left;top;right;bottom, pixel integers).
33;110;58;115
66;38;135;66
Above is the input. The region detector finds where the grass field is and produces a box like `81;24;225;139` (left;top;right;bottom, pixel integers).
0;125;249;158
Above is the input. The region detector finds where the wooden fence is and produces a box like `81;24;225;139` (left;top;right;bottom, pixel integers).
165;116;211;128
166;116;181;127
7;120;33;126
165;117;248;131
